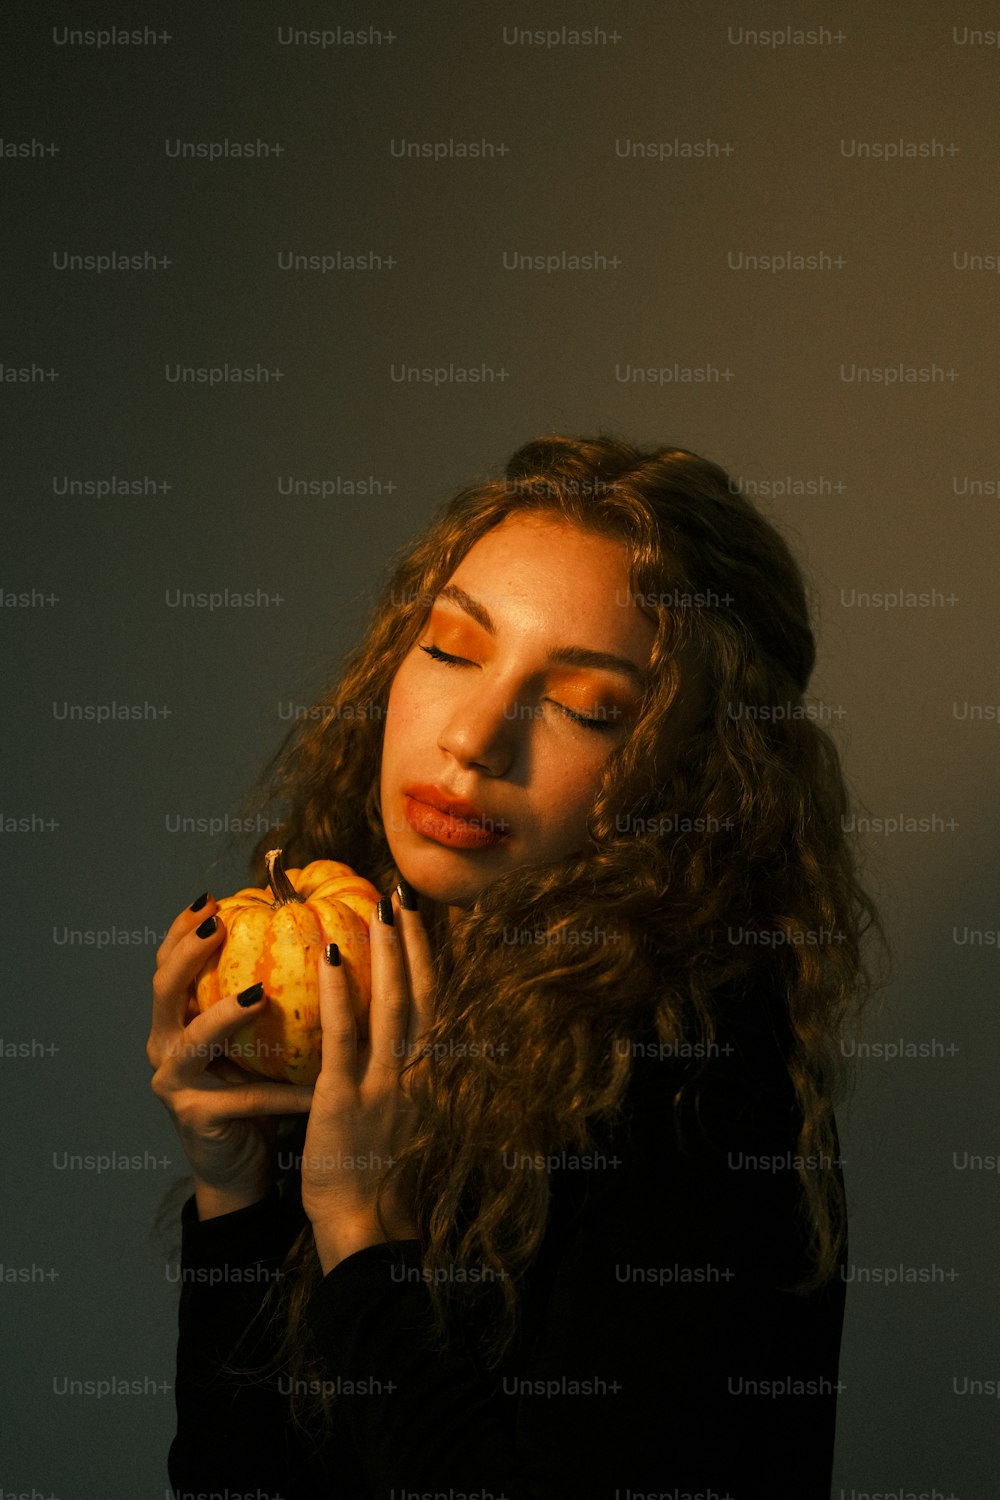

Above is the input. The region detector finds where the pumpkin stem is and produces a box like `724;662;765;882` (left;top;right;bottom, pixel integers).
264;848;304;908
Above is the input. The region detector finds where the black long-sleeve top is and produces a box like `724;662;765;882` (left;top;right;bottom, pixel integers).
166;985;847;1499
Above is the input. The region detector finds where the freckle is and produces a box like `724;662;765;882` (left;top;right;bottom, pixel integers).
294;1009;300;1019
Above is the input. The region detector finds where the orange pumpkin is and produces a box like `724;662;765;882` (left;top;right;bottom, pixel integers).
195;848;381;1084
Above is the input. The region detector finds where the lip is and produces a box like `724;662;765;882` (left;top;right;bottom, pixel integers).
402;782;511;848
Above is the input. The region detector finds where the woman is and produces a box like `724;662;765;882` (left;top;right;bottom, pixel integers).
149;432;882;1498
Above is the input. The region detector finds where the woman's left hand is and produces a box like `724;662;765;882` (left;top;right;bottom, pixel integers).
300;887;436;1273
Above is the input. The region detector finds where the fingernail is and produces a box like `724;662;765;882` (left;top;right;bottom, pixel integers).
377;895;395;926
195;915;217;939
395;876;419;911
189;891;210;912
237;981;265;1007
324;942;341;966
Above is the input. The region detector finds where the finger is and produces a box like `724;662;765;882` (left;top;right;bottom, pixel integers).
176;1045;315;1111
389;887;436;1055
155;892;218;967
154;978;265;1080
367;899;413;1072
149;911;227;1053
315;946;358;1086
191;1077;315;1119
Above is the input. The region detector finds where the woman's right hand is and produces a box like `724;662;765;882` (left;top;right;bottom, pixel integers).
147;894;314;1217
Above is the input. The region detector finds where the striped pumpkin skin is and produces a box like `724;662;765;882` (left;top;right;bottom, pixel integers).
195;856;381;1084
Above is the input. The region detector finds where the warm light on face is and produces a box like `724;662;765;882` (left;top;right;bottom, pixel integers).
421;595;644;732
377;514;667;916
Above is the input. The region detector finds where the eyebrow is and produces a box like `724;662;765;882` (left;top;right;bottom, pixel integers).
432;584;648;687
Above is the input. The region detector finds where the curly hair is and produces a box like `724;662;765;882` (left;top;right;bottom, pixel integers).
160;431;887;1449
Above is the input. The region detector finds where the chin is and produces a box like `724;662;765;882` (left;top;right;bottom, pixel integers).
393;846;496;910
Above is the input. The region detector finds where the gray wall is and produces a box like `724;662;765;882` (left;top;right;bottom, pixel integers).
3;3;995;1493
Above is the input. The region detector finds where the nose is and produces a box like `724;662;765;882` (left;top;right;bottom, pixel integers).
436;677;521;777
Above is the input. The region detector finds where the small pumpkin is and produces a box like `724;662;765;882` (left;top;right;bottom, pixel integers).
195;848;381;1085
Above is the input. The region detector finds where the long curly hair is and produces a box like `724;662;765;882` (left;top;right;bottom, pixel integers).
158;431;887;1452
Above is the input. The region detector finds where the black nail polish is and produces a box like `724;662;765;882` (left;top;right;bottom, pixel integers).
324;942;341;966
237;981;265;1007
395;876;419;911
189;891;210;912
377;895;395;926
195;915;217;939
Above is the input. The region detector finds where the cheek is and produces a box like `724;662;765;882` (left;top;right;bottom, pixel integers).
384;667;422;743
534;759;608;844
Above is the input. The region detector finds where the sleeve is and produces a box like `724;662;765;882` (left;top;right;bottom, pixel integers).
307;1236;529;1495
306;1024;846;1500
166;1184;302;1496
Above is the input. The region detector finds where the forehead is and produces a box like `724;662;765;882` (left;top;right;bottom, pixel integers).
447;514;631;588
439;514;655;656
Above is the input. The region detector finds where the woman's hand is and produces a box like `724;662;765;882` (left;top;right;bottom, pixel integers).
301;886;436;1272
147;894;314;1217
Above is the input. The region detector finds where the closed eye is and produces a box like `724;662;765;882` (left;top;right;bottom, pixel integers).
418;643;618;734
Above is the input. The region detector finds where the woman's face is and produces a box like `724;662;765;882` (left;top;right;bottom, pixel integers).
379;514;662;918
